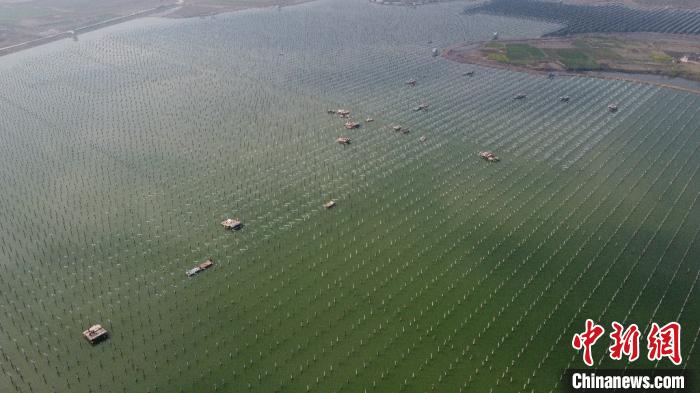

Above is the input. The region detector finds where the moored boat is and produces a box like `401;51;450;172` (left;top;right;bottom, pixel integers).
221;218;242;230
187;259;214;277
479;151;499;162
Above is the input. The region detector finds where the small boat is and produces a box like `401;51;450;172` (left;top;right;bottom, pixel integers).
336;109;351;118
186;259;214;277
514;94;527;100
345;121;360;129
392;125;402;131
479;151;499;162
406;79;417;86
323;200;336;209
336;136;351;145
560;96;570;102
366;118;374;122
607;104;618;112
401;128;410;134
464;71;475;77
83;324;109;344
221;218;242;230
419;136;427;142
413;103;429;112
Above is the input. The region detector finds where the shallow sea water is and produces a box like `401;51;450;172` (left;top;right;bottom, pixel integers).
0;0;698;392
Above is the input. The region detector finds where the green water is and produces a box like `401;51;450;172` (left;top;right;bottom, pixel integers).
0;1;698;392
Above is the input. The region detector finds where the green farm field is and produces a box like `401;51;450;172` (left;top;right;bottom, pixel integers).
0;1;698;392
452;33;700;84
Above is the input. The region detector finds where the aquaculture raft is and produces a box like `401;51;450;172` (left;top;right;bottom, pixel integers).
83;324;108;344
479;151;500;162
186;259;214;277
221;218;242;230
329;109;351;118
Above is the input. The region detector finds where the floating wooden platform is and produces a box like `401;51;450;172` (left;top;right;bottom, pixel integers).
221;218;242;230
83;324;108;344
479;151;499;162
328;109;351;118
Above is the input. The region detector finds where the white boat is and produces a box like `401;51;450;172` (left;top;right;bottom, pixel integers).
186;267;201;277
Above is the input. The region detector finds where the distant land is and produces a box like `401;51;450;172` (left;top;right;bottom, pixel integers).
0;0;312;55
444;33;700;93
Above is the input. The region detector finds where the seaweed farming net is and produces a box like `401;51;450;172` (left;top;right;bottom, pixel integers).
464;0;700;36
0;0;698;392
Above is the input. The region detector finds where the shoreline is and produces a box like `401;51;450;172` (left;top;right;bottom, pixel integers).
0;1;314;59
0;4;179;58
